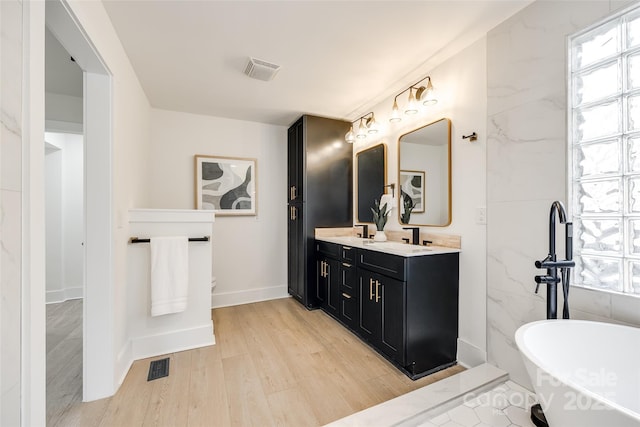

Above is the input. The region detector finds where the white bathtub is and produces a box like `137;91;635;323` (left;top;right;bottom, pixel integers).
515;320;640;427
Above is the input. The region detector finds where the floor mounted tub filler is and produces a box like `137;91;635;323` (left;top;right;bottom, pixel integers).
516;320;640;426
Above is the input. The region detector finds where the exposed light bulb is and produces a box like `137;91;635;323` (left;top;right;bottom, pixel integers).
345;125;355;144
405;88;418;115
389;99;402;123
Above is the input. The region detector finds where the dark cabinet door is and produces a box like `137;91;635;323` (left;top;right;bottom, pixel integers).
327;258;340;316
316;257;327;304
358;269;405;364
379;275;405;364
287;119;303;203
317;256;340;317
287;204;304;300
340;291;357;330
358;269;381;343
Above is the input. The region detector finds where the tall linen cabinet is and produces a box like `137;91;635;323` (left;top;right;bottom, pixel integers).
287;115;353;308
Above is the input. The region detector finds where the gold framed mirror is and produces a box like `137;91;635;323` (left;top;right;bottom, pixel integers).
397;118;451;226
356;143;387;223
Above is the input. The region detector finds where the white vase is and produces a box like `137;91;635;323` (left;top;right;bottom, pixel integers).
373;230;387;242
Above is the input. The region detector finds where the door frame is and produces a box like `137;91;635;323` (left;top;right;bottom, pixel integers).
23;1;115;421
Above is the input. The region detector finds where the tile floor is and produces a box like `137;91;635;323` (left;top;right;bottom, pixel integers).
417;381;538;427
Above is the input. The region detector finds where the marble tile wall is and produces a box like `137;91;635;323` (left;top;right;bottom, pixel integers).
0;0;23;424
487;0;640;389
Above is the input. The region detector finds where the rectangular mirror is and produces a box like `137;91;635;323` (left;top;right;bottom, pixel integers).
398;118;451;226
356;143;386;223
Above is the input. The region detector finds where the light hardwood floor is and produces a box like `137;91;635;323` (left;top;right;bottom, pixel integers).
47;299;83;427
50;297;464;427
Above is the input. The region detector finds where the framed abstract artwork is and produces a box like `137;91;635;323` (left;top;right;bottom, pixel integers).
195;155;257;215
400;170;425;213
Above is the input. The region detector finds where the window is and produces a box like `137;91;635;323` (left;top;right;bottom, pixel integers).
569;4;640;295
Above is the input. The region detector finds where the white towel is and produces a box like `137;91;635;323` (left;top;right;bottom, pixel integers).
150;236;189;316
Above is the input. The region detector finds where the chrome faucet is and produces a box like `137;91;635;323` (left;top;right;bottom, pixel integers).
402;227;420;245
534;201;574;319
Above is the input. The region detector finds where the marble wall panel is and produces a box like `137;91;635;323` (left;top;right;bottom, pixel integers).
0;0;22;425
487;0;640;389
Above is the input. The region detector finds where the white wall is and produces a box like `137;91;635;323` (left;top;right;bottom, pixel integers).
149;108;288;307
45;92;82;125
44;132;84;303
486;0;640;389
353;38;488;367
45;144;64;295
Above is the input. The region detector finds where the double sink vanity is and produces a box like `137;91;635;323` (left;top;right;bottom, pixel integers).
314;235;459;380
287;114;460;380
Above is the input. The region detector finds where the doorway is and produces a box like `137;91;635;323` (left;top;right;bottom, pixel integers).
44;132;85;423
45;0;115;403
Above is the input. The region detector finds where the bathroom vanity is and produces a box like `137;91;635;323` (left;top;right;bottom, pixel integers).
315;236;459;379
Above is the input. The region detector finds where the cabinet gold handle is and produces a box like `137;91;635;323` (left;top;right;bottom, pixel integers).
369;278;374;300
321;261;326;278
290;186;294;200
342;262;351;267
375;280;381;303
293;186;297;199
342;292;351;299
292;206;297;220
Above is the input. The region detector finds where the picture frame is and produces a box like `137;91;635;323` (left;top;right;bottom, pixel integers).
194;155;257;215
400;170;425;213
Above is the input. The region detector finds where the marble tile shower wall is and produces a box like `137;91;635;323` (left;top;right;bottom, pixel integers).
0;0;23;424
486;0;640;389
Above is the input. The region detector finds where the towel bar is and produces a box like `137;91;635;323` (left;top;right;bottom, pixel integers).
129;236;210;244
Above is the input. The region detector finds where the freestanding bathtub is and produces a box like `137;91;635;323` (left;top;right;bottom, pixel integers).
515;320;640;426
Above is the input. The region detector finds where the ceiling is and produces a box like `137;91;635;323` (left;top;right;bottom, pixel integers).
45;27;83;97
89;1;533;127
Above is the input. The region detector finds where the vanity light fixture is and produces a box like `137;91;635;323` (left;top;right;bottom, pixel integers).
405;88;419;115
419;77;437;106
389;99;402;123
345;112;378;143
389;76;438;122
356;117;368;139
345;125;356;144
367;114;379;134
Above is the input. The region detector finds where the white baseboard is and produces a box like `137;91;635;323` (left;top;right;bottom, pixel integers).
457;338;487;368
115;340;133;389
46;286;83;304
211;285;289;308
131;322;215;361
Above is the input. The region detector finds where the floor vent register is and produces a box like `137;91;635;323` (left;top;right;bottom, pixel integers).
147;357;170;381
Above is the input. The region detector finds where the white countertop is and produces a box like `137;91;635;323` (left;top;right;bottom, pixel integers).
316;236;460;258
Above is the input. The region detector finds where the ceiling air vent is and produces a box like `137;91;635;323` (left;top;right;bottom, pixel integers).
244;57;281;81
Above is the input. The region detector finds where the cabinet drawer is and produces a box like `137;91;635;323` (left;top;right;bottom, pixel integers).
316;240;340;258
341;245;356;263
358;248;406;281
340;262;356;292
340;291;357;330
